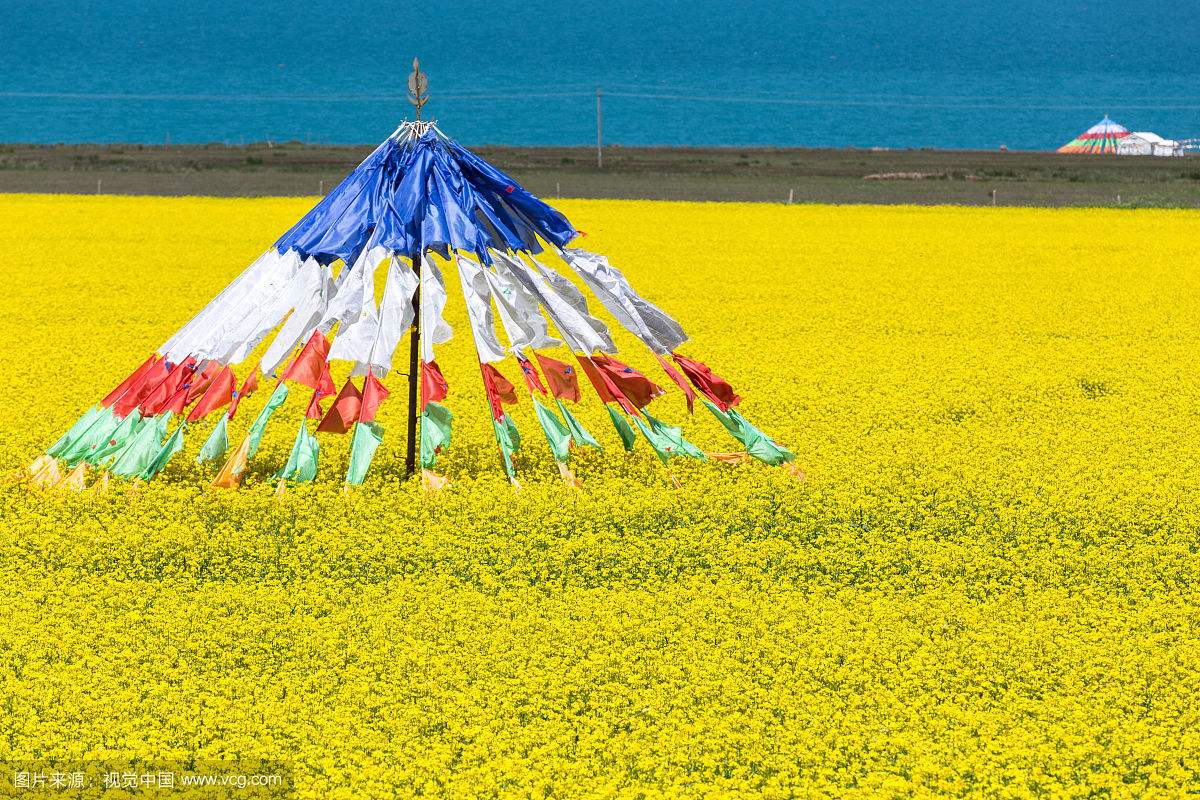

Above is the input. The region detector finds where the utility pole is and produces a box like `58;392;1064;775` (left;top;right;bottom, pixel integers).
596;86;603;168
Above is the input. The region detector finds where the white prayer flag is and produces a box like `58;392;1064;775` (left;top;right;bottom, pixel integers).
259;257;331;376
483;260;562;354
420;259;453;362
206;248;305;364
493;251;616;355
561;248;688;354
364;255;419;375
327;245;391;367
456;255;509;364
159;247;282;362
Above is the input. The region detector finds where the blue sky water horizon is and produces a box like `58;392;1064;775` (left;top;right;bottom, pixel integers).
2;0;1198;150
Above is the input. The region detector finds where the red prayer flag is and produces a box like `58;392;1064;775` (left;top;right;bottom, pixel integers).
493;369;518;404
172;357;199;396
534;353;582;403
241;364;260;395
317;361;335;397
480;363;518;421
114;358;172;417
421;360;449;410
162;383;191;416
188;366;235;423
591;355;664;412
102;355;158;408
655;353;697;414
304;388;326;420
184;362;219;404
359;372;390;423
138;383;171;418
161;359;199;413
281;331;332;391
317;379;362;434
517;358;547;395
139;356;196;416
670;352;742;411
227;363;259;419
576;356;618;405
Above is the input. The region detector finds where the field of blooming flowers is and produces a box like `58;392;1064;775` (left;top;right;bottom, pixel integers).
2;194;1200;798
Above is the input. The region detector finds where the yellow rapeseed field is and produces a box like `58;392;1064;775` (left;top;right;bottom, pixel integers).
2;194;1200;798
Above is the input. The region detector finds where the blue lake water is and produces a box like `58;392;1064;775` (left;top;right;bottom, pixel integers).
2;0;1198;150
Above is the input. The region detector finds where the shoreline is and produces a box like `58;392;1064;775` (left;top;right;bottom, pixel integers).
3;142;1199;207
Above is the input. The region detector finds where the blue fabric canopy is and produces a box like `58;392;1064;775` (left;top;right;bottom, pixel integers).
273;128;577;265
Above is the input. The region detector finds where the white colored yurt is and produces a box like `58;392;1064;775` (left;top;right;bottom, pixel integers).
1118;132;1184;157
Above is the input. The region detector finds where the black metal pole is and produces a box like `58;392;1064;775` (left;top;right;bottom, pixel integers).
405;248;422;478
404;57;429;480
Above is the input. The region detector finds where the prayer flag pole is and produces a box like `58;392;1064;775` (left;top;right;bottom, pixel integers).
404;58;430;479
406;247;421;478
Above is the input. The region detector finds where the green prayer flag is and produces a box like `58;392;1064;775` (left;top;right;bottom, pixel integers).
60;408;120;465
47;406;104;458
109;414;171;479
502;413;521;452
140;421;187;481
606;405;637;452
632;416;676;465
197;415;229;464
492;414;521;479
702;399;794;466
533;398;572;463
631;416;663;463
643;411;707;461
557;399;601;449
90;410;144;466
275;421;319;483
420;402;454;470
346;421;384;485
247;382;289;458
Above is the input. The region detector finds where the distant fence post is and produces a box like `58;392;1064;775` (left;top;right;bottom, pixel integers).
991;189;996;206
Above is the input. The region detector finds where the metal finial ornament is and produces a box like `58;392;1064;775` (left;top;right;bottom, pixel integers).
407;58;429;120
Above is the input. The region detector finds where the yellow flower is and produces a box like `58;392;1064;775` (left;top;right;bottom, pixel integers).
0;195;1197;798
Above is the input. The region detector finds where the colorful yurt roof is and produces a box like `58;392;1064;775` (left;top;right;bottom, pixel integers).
1057;115;1129;154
